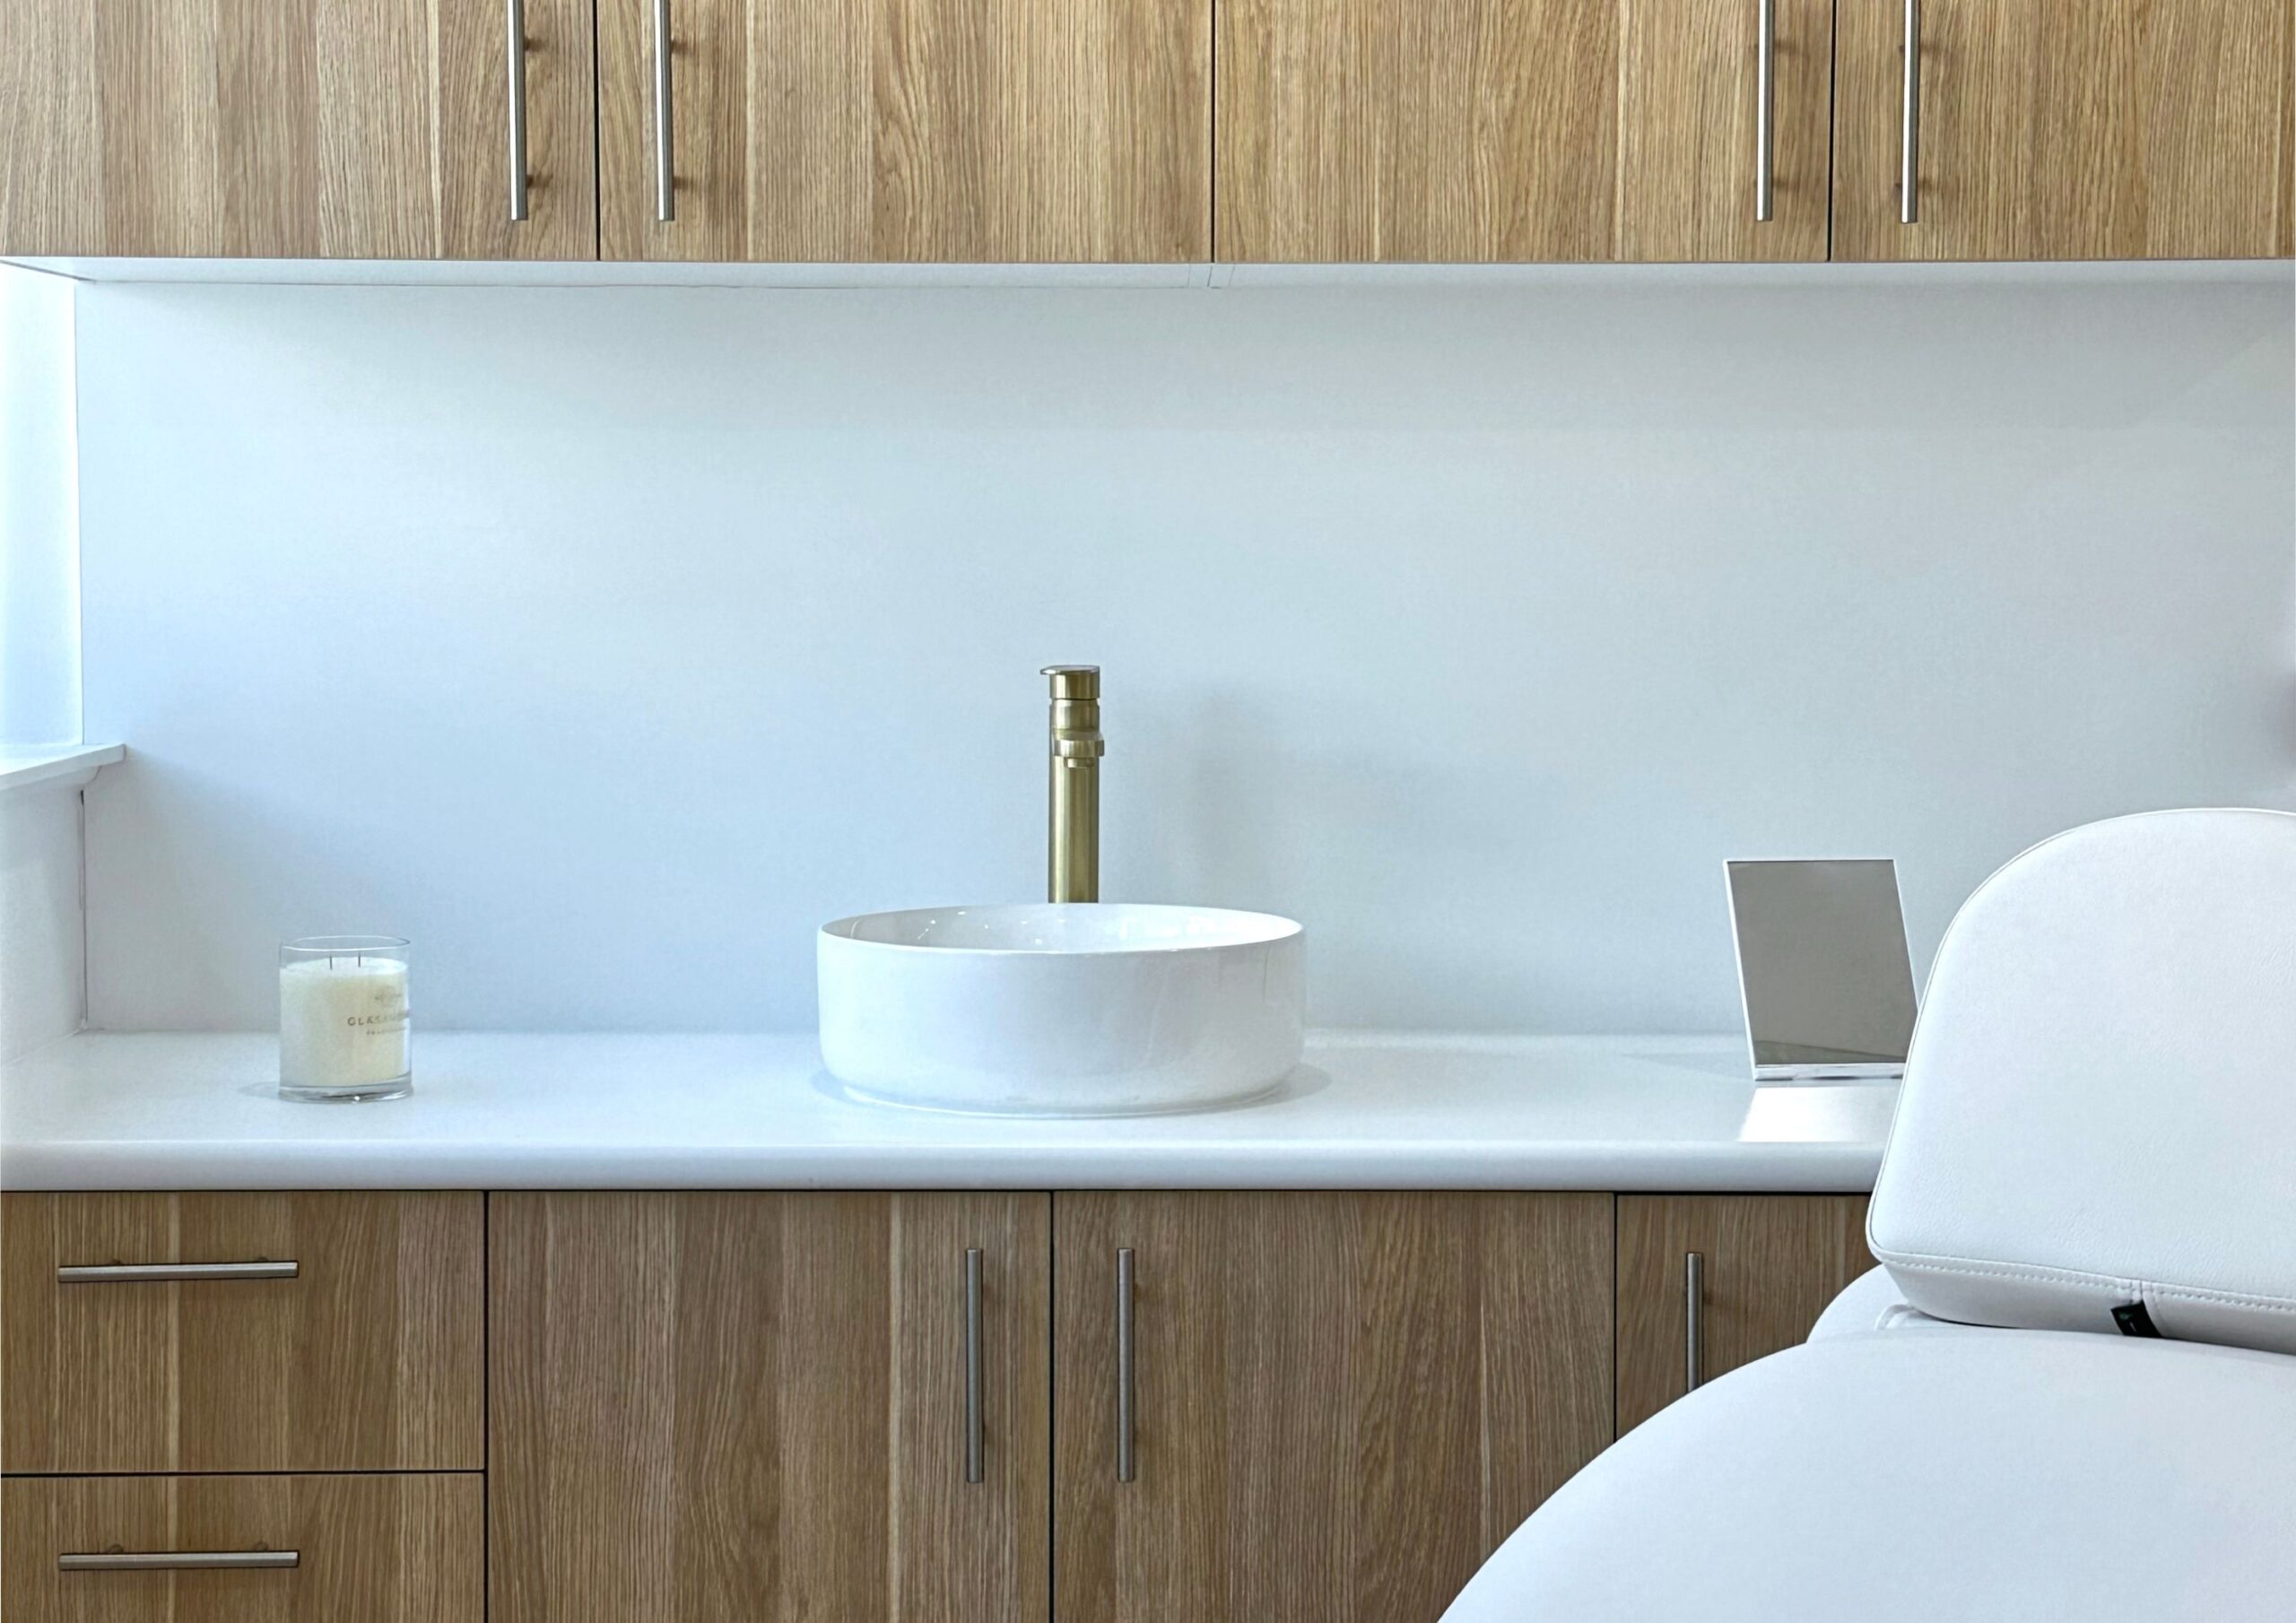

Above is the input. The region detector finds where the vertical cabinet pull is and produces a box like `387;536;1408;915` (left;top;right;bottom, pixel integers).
1683;1251;1706;1393
60;1550;299;1572
651;0;676;221
963;1248;985;1485
1899;0;1921;224
57;1261;298;1284
1753;0;1777;221
505;0;529;221
1115;1248;1136;1483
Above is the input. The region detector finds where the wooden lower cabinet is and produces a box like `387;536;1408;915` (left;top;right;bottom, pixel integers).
1053;1192;1613;1623
0;1473;481;1622
0;1187;1875;1618
487;1192;1049;1623
1615;1193;1873;1435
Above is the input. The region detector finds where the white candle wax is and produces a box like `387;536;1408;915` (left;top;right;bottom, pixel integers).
280;955;410;1090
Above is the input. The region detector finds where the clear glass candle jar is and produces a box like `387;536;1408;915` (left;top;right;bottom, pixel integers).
279;936;413;1102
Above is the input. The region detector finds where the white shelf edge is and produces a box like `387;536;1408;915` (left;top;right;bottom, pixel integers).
0;743;125;795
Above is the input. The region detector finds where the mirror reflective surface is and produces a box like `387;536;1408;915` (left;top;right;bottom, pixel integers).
1727;859;1918;1081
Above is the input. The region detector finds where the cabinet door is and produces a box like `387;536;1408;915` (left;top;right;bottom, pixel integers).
1;1473;480;1623
1216;0;1831;262
1616;1193;1871;1436
490;1193;1049;1623
597;0;1209;262
1834;0;2295;260
1;1192;483;1474
1054;1193;1612;1623
0;0;596;257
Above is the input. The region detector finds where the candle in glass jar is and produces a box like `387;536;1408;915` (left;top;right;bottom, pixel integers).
279;937;412;1101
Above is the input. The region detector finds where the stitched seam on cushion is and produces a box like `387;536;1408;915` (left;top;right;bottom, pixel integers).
2145;1285;2296;1315
1881;1252;2296;1315
1874;1249;2137;1290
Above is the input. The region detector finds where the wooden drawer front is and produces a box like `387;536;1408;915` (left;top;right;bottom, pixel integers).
1;1473;480;1622
2;1193;483;1473
1616;1193;1872;1435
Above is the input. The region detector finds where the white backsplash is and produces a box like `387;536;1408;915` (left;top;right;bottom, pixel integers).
66;269;2296;1032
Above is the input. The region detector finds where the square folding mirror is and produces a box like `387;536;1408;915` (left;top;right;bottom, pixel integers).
1726;858;1918;1083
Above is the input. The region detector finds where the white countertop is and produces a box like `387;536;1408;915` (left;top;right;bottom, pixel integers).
0;1031;1897;1193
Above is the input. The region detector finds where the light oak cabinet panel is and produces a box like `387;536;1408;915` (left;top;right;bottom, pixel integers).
1616;1193;1873;1435
1216;0;1831;262
598;0;1209;261
1834;0;2295;261
0;0;596;258
1054;1192;1613;1623
0;1192;483;1474
1616;0;1835;262
490;1192;1049;1623
0;1473;480;1623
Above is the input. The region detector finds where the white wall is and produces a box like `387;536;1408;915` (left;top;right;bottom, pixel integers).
0;265;80;746
71;269;2296;1033
0;265;87;1060
1;787;85;1059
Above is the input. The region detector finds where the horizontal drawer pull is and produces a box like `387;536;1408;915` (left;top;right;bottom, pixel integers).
57;1261;299;1284
60;1549;300;1572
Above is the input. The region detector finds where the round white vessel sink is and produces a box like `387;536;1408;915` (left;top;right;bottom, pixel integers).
818;903;1305;1115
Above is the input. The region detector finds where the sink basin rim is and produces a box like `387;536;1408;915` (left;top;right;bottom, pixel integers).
820;901;1303;957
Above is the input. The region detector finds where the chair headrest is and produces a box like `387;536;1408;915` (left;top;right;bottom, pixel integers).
1870;808;2296;1356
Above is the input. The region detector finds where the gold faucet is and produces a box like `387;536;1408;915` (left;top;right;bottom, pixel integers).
1042;665;1104;903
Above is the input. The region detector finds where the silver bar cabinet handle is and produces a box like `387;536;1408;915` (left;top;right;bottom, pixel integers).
651;0;675;222
58;1261;298;1284
1754;0;1777;221
963;1248;985;1485
61;1550;299;1572
1684;1251;1706;1392
506;0;529;221
1899;0;1921;224
1115;1248;1136;1483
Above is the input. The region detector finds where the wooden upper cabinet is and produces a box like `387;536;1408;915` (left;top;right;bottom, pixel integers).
1615;1193;1873;1436
1;1192;483;1474
490;1192;1050;1623
1217;0;1832;262
597;0;1211;262
1835;0;2296;261
0;0;596;258
1054;1192;1613;1623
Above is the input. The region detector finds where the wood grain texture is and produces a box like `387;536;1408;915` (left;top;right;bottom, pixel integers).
489;1192;1049;1623
1054;1193;1612;1623
597;0;1208;261
1834;0;2295;261
1218;0;1618;261
0;0;596;257
1219;0;1836;262
1616;0;1834;261
1;1473;480;1623
0;1193;483;1474
1615;1193;1872;1436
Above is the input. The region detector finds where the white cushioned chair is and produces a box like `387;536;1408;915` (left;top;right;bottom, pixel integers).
1443;809;2296;1622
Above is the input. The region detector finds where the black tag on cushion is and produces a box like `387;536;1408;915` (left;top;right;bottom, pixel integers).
2111;1301;2162;1338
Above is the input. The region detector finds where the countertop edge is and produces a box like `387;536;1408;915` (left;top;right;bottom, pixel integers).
0;1143;1884;1194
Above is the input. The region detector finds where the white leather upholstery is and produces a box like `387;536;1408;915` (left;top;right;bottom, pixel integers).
1806;1263;1961;1340
1869;808;2296;1355
1440;1330;2296;1623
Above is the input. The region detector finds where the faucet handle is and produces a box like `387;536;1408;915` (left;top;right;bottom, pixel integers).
1041;664;1100;700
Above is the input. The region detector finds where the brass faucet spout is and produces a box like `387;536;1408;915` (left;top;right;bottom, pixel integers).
1043;665;1104;903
